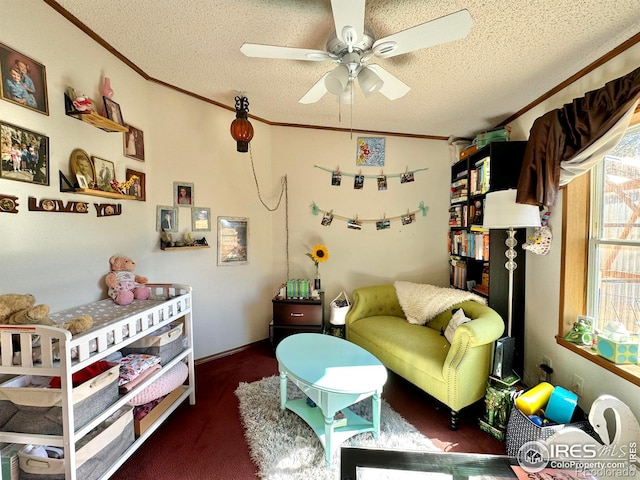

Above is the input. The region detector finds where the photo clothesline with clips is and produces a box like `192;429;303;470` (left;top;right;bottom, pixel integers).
311;202;428;231
314;165;428;190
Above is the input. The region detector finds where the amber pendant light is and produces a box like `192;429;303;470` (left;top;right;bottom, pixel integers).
230;96;254;153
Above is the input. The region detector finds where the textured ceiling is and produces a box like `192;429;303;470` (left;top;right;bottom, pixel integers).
50;0;640;138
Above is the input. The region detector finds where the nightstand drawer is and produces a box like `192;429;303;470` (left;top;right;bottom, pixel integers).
273;302;322;326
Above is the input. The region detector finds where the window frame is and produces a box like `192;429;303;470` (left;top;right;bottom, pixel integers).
559;109;640;386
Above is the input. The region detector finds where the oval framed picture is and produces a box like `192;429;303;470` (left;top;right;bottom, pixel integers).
69;148;95;186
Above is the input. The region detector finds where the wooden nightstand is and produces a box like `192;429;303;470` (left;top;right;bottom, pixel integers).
270;294;324;352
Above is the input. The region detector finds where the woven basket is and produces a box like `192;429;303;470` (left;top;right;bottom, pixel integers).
505;401;594;457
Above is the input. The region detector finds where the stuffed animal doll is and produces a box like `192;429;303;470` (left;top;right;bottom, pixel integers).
105;255;151;305
0;293;93;335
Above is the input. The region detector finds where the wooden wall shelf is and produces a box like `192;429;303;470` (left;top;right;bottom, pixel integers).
161;245;210;251
64;94;128;132
74;188;136;200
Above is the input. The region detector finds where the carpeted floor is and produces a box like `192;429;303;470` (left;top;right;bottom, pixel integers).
235;375;438;479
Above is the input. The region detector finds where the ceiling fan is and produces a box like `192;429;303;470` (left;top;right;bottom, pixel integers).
240;1;473;104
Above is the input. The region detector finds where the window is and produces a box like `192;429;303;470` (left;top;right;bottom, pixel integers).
559;112;640;386
588;124;640;335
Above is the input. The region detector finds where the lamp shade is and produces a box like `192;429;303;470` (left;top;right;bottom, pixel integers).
483;189;541;229
358;66;383;97
325;65;350;95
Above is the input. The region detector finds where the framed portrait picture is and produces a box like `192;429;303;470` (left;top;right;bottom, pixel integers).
126;168;146;201
123;124;145;161
174;181;194;206
0;42;49;115
192;207;211;231
69;148;94;187
157;205;178;232
103;97;124;125
0;120;49;186
217;217;248;265
92;156;116;190
76;174;88;189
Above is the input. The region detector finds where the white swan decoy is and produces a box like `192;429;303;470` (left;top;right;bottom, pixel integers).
545;394;639;479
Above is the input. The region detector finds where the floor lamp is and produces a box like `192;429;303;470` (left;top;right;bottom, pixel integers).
483;189;540;378
483;189;541;336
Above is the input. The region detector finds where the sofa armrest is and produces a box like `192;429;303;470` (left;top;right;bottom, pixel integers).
346;285;405;326
454;301;505;347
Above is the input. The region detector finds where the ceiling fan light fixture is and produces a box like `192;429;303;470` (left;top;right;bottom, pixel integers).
325;65;350;95
372;41;397;57
341;25;357;47
338;81;354;104
358;66;383;97
230;95;254;153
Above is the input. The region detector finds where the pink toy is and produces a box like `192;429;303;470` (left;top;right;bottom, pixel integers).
105;255;151;305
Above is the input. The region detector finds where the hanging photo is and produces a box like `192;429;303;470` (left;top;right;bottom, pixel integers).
321;211;334;226
400;171;415;183
356;137;385;166
0;120;49;186
0;43;49;115
174;181;194;206
218;216;248;265
157;205;178;232
192;207;211;231
402;213;416;225
377;175;387;191
354;174;364;190
331;171;341;186
376;219;391;230
123;124;145;161
347;218;362;230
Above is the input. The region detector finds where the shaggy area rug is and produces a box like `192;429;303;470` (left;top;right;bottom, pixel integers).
235;375;438;480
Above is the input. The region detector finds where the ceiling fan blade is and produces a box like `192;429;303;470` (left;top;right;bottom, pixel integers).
240;43;331;61
330;0;365;46
299;73;331;104
372;9;473;58
366;65;410;100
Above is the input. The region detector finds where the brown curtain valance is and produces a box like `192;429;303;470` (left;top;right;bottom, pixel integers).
516;65;640;207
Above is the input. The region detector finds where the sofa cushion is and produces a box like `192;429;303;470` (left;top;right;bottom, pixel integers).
444;308;471;343
393;281;486;325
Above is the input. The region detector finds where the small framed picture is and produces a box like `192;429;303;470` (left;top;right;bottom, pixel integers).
217;216;248;265
123;124;145;161
400;171;415;184
174;181;194;206
126;169;146;201
0;42;49;115
76;174;88;189
0;120;49;186
69;148;94;186
192;207;211;231
377;175;387;191
157;205;178;232
354;174;364;190
331;171;341;186
92;156;116;190
356;137;385;166
103;96;124;125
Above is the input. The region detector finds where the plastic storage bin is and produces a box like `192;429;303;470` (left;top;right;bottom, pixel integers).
0;364;119;435
18;405;134;480
120;322;183;365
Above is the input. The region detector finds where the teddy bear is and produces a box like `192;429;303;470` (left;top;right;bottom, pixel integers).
105;255;151;306
0;293;93;335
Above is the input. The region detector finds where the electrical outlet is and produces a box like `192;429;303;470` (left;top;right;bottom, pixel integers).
539;356;553;383
572;374;584;396
542;356;552;370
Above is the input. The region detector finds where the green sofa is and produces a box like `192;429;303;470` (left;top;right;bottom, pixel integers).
345;284;505;430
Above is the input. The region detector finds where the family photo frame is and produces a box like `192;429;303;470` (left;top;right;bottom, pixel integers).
192;207;211;231
103;97;124;125
0;42;49;115
69;148;94;187
126;169;146;201
92;156;116;191
157;205;178;232
0;120;49;186
124;124;145;161
174;181;194;206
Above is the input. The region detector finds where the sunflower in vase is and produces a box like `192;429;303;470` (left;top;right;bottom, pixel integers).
306;244;329;290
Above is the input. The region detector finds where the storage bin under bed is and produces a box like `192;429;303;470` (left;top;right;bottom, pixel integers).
120;322;183;365
0;364;119;435
18;405;134;480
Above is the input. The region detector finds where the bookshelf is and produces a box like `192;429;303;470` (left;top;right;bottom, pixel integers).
448;141;527;374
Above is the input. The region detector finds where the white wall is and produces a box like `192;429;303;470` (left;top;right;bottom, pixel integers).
510;44;640;418
1;0;447;360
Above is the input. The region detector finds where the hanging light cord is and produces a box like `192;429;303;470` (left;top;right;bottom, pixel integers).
248;144;290;278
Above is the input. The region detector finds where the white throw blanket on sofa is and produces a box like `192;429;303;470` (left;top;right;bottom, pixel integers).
393;281;486;325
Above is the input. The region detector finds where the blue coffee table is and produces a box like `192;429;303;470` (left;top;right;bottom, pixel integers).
276;333;388;467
